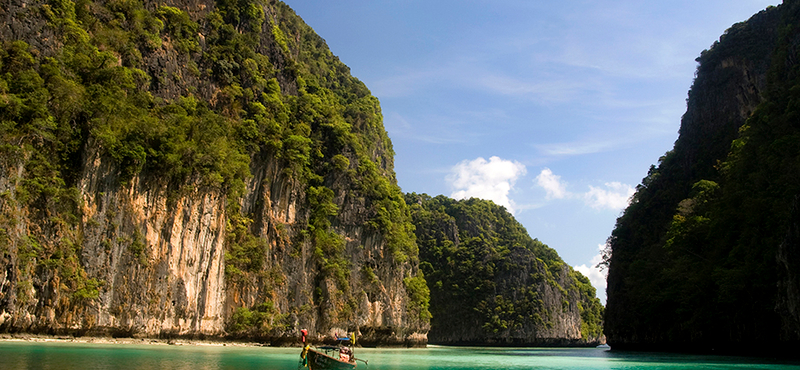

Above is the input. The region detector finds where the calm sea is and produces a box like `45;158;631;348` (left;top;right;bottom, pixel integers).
1;341;799;369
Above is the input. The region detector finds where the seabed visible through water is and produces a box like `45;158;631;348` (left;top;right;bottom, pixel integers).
1;339;800;369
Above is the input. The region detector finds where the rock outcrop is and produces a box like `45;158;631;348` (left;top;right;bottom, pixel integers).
407;194;604;347
0;0;605;347
0;0;426;345
605;1;800;356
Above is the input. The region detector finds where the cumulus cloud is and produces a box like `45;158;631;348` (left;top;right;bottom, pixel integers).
448;156;526;214
584;182;635;210
574;244;609;305
535;168;568;199
534;168;634;211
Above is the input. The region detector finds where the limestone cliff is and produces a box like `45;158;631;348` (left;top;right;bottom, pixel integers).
407;194;604;347
606;6;780;348
0;0;426;345
605;1;800;355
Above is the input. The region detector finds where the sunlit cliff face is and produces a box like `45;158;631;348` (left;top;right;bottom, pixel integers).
0;0;425;345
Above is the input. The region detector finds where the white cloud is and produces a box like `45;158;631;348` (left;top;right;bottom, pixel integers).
535;168;568;199
448;156;526;214
584;182;634;211
534;168;634;211
574;243;608;305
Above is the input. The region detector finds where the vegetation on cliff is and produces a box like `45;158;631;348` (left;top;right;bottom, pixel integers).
605;2;800;354
0;0;605;344
0;0;422;341
407;194;603;345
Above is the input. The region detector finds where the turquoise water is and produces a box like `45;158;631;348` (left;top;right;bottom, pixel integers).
1;342;799;369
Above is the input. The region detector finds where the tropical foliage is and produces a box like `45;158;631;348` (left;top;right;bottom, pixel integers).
406;194;603;343
604;3;800;351
0;0;421;332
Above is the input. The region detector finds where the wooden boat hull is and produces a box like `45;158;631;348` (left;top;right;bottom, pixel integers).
303;347;356;370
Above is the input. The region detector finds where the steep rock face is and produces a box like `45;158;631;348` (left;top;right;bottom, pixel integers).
0;0;426;345
76;142;228;336
605;1;800;355
407;194;604;346
233;149;423;345
605;7;780;348
777;196;800;342
766;0;800;346
672;9;778;180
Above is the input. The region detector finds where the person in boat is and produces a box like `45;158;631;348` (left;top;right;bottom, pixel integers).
339;346;353;363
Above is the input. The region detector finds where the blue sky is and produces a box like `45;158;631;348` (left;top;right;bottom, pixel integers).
283;0;779;303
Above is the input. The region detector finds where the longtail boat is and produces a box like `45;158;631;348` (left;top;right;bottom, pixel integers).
298;329;366;370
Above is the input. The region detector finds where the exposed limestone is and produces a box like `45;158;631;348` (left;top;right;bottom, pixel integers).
0;0;426;346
